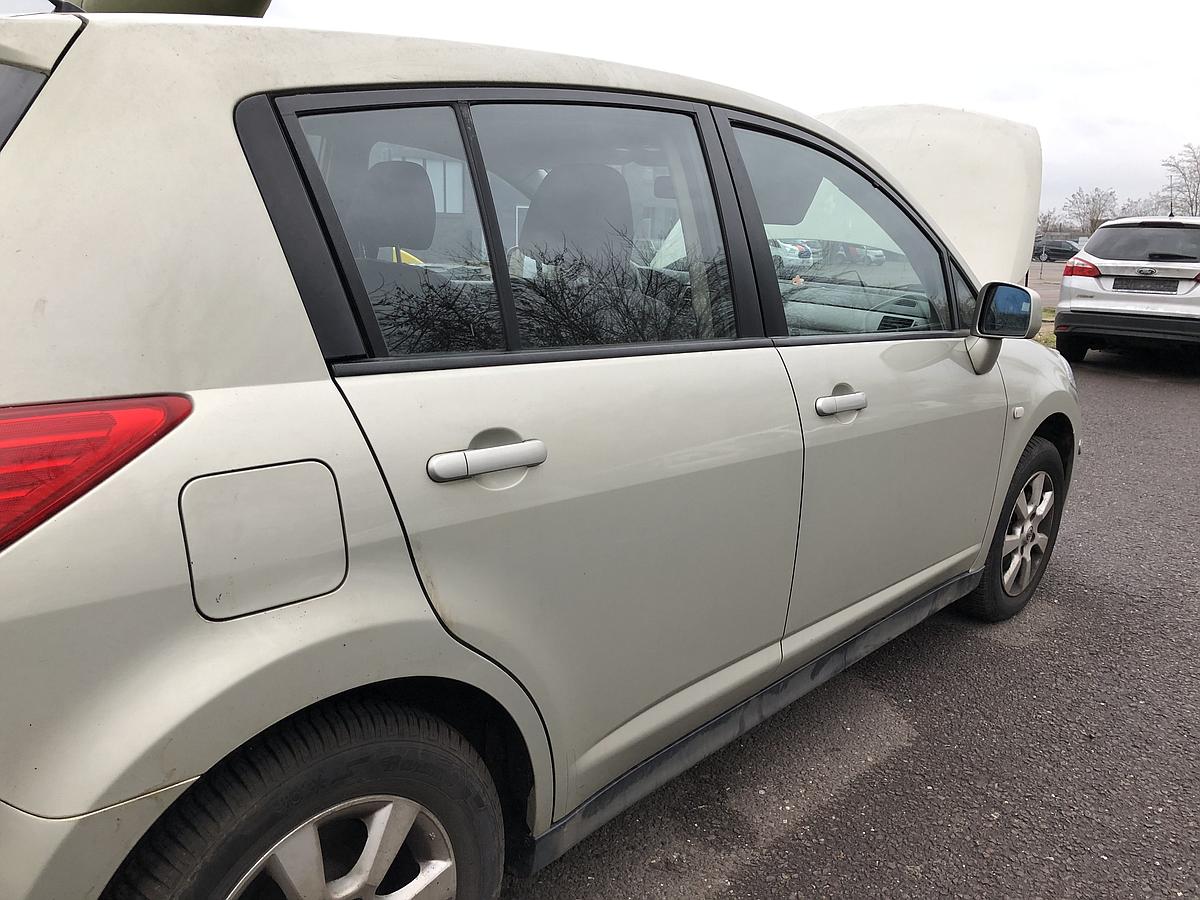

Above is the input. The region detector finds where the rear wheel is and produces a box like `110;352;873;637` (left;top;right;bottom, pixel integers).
103;699;504;900
959;436;1065;622
1056;334;1088;363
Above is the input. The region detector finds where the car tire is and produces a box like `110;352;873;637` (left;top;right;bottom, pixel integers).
103;698;504;900
959;436;1065;623
1056;334;1088;363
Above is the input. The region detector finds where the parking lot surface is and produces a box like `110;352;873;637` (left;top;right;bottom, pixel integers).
505;349;1200;899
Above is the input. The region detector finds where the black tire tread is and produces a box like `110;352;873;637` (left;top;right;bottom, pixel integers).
102;698;500;900
1055;334;1088;363
960;435;1063;622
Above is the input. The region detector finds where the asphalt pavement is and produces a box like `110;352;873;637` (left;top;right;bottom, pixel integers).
504;348;1200;899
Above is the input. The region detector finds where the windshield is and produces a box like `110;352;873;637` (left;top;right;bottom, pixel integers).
1084;224;1200;262
0;63;45;152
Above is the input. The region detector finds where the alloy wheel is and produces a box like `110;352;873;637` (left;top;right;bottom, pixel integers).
226;794;456;900
1001;470;1055;596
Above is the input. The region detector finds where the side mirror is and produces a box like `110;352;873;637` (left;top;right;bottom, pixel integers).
975;282;1041;340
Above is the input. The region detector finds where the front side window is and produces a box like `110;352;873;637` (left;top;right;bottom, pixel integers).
298;106;504;356
733;127;950;337
471;104;737;348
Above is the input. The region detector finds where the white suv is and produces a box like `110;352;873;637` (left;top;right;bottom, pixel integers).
0;10;1080;900
1056;216;1200;361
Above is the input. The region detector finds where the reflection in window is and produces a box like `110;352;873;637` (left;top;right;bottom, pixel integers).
300;107;503;356
952;267;977;330
734;128;950;337
472;104;737;348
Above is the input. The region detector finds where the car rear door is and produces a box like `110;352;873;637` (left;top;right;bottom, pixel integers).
276;90;804;816
715;110;1010;666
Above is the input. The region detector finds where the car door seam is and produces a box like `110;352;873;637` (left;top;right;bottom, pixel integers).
328;376;558;813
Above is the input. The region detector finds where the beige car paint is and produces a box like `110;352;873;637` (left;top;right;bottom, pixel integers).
775;337;1008;650
337;348;805;812
0;782;193;900
0;380;553;832
181;460;348;619
0;12;1078;899
0;15;79;71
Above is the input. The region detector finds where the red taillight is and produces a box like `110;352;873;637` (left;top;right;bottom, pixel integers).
1063;258;1101;278
0;395;191;551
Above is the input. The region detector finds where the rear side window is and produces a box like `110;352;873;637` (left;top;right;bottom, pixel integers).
298;106;505;356
732;127;950;337
471;104;737;348
0;63;46;151
1084;224;1200;262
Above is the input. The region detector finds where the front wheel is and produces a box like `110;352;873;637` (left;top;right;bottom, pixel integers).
959;436;1065;622
103;700;504;900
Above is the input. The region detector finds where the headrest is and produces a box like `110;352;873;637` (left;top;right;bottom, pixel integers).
519;164;634;265
349;160;436;254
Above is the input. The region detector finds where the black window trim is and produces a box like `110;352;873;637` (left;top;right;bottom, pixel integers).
259;86;765;372
950;261;980;336
711;106;966;344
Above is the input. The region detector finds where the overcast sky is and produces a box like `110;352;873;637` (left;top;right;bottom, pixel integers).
260;0;1199;213
7;0;1198;212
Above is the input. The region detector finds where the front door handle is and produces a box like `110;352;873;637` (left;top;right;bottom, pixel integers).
427;439;547;483
815;391;868;416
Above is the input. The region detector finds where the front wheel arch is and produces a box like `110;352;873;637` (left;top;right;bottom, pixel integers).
1033;412;1076;489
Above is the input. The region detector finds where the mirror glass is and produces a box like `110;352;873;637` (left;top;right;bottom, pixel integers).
979;284;1032;337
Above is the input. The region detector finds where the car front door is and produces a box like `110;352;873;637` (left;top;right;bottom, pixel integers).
717;112;1010;666
282;92;804;816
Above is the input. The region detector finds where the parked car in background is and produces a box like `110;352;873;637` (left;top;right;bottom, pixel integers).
1056;216;1200;361
769;236;818;275
863;246;887;265
1;8;1079;900
1033;238;1080;261
779;238;823;265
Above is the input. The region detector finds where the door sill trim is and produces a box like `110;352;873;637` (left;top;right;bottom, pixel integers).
512;569;981;876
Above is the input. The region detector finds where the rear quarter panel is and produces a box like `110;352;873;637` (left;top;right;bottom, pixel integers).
0;380;555;832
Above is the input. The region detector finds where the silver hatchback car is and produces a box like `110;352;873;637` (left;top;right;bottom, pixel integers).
1056;216;1200;361
1;10;1080;900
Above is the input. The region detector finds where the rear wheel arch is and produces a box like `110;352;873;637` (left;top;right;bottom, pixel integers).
109;676;542;895
360;676;539;859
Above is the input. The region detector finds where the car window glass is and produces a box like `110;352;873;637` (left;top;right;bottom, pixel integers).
471;104;737;348
298;106;504;356
732;127;950;336
951;267;977;329
1084;224;1200;261
0;63;46;151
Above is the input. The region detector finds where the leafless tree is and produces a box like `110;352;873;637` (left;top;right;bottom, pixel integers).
1118;193;1169;218
1162;143;1200;216
1063;187;1118;234
1036;207;1064;234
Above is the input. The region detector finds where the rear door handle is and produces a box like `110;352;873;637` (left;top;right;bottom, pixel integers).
427;439;547;483
815;391;868;416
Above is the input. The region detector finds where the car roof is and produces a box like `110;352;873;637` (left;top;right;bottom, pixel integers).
67;13;822;127
1099;216;1200;228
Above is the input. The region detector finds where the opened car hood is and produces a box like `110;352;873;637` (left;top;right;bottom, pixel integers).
819;105;1041;286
